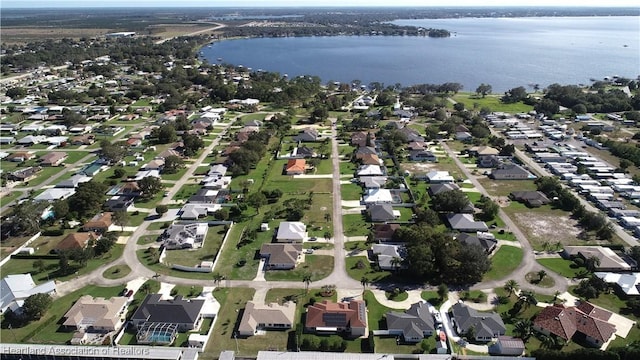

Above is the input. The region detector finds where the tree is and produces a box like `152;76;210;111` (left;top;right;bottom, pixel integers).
52;199;69;220
6;86;27;99
33;259;46;274
94;236;115;256
246;192;267;213
154;124;177;144
138;176;163;200
538;269;548;282
68;181;108;219
360;276;369;293
478;196;499;220
213;273;225;287
181;133;205;157
585;256;601;272
504;280;520;297
113;168;127;179
431;190;470;213
155;204;169;217
21;293;52;321
100;140;126;164
163;155;184;174
502;86;528;103
475;83;492;98
519;290;537;309
513;319;533;343
112;210;129;231
390;256;403;272
7;200;46;236
303;274;312;294
437;284;449;300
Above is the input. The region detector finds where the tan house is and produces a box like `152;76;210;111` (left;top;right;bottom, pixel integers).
71;134;95;145
6;151;35;162
260;243;303;270
40;152;68;166
237;301;296;336
82;212;113;233
63;295;128;333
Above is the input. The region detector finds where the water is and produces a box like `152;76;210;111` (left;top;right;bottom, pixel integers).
200;16;640;92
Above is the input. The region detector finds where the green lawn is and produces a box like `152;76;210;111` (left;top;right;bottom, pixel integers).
161;167;189;181
163;225;226;267
420;291;444;307
537;258;581;278
477;177;537;197
102;264;131;279
205;287;259;356
172;183;201;201
342;214;370;236
0;244;124;284
341;183;363;201
0;285;122;344
483;246;524;281
452;94;535;113
363;290;404;331
264;255;333;282
339;161;356;175
345;256;393;283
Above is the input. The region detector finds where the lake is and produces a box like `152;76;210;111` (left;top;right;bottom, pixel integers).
201;16;640;92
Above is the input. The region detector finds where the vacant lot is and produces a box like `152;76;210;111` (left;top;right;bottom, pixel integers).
1;27;112;44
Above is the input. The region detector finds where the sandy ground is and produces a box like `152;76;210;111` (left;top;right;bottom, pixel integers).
513;212;580;243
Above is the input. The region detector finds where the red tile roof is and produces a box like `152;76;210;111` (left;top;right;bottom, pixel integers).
534;303;616;343
305;300;367;329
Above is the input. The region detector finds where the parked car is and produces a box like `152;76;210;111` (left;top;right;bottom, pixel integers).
308;237;317;241
120;288;128;296
126;290;134;297
304;249;314;254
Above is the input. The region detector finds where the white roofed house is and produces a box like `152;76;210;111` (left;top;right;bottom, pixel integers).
357;164;384;177
426;170;455;183
362;188;394;205
275;222;307;243
1;274;57;313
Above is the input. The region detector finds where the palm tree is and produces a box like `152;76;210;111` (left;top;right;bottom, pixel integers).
504;280;520;298
360;277;369;294
302;274;312;294
552;290;562;303
390;256;403;272
540;334;560;349
519;290;538;309
585;256;601;272
513;319;533;343
213;273;225;287
537;270;548;282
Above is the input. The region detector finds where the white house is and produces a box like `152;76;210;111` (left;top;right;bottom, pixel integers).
276;222;307;243
362;188;393;204
1;274;57;313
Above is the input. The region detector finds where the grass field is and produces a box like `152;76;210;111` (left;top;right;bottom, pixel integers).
264;255;333;282
452;94;535;114
483;246;524;281
537;258;581;278
163;225;226;267
342;214;370;236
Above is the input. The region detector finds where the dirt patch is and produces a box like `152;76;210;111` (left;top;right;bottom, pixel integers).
399;163;438;172
495;196;511;207
513;212;580;246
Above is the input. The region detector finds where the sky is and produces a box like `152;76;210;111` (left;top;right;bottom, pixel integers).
3;0;639;9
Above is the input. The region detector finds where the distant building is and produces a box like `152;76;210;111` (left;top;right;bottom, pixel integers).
0;274;56;313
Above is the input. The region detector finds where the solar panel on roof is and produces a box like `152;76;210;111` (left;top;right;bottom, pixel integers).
322;313;347;326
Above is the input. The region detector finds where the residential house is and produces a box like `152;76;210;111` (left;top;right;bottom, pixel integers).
490;164;536;180
456;233;498;254
162;223;209;249
6;151;35;162
39;152;67;166
478;155;501;168
0;137;16;145
510;191;551;207
0;274;56;313
305;300;368;337
409;150;436;162
71;134;95;145
368;204;398;222
595;272;640;297
446;213;488;232
62;295;128;333
562;246;633;272
357;153;382;166
371;244;407;271
294;146;316;159
469;146;500;157
399;127;424;143
373;223;401;242
455;131;473;141
179;203;221;220
260;243;303;270
293;128;320;142
238;301;296;336
386;301;435;343
17;135;46;145
275;222;307;243
490;336;525;356
428;183;460;196
82;212;113;233
156;148;182;160
56;174;91;188
209;164;227;177
33;187;76;202
363;188;394;205
131;294;205;332
354;146;377;157
56;232;98;253
533;303;616;347
104;196;135;212
359;176;387;189
143;159;165;171
357;165;384;177
351;131;375;147
188;189;219;204
407;141;428;151
285;159;306;175
451;302;506;341
126;138;143;147
8;167;42;182
425;170;454;183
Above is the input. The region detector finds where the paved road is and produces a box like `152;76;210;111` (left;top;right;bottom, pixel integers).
154;23;226;44
440;142;570;295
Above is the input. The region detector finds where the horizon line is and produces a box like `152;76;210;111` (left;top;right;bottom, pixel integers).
3;5;640;9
